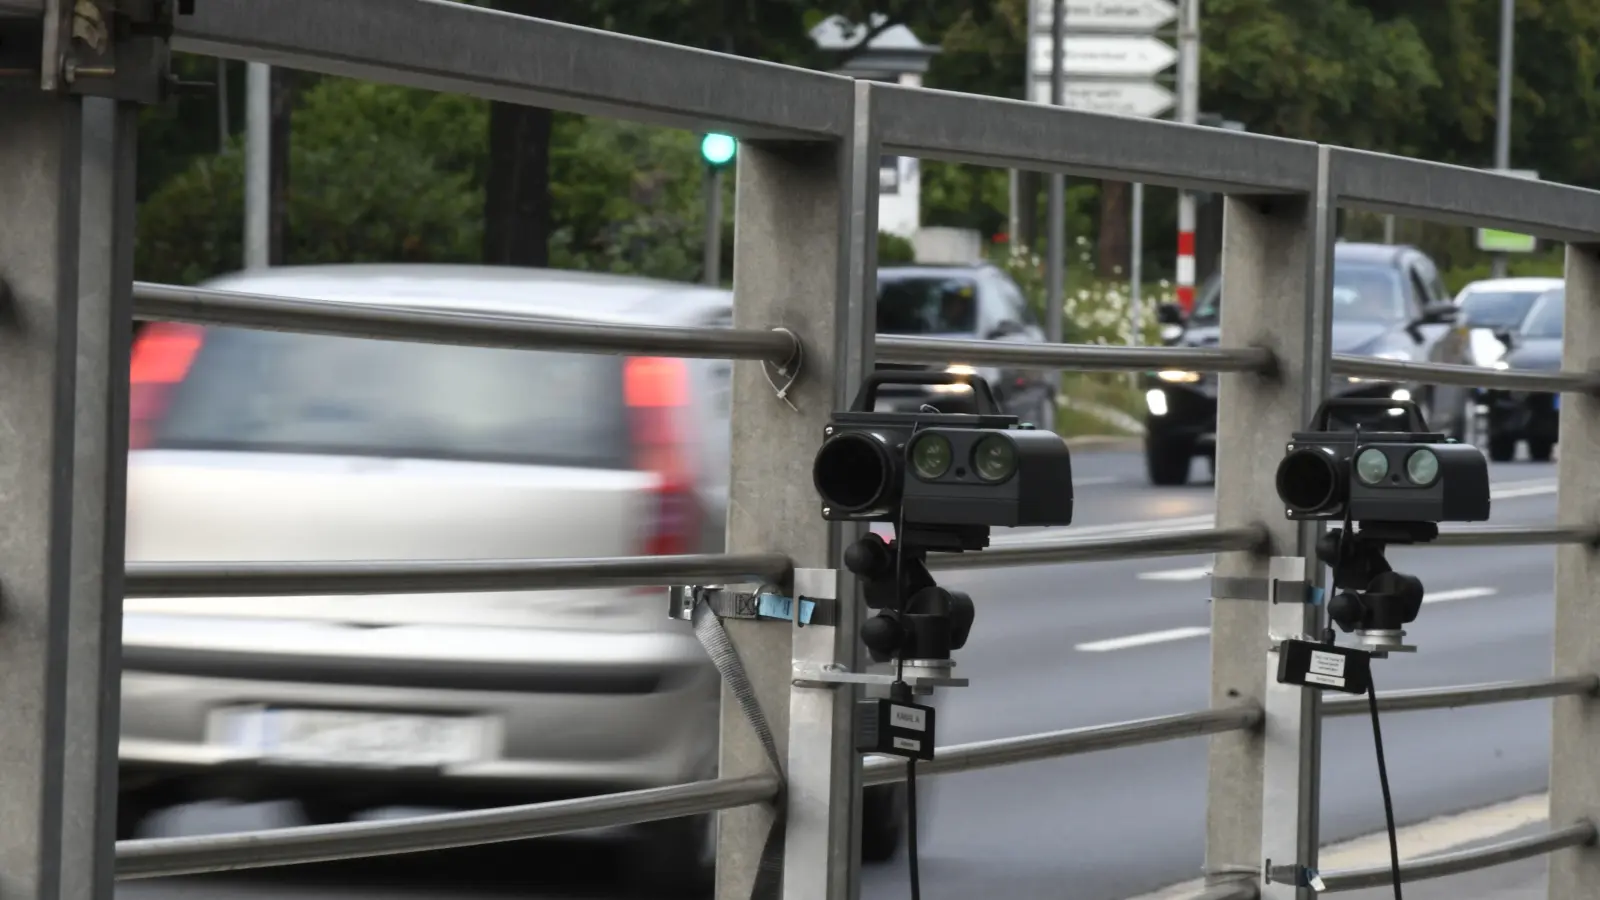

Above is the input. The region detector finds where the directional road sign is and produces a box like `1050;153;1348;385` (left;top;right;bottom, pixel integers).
1033;0;1178;33
1029;78;1176;117
1031;34;1179;79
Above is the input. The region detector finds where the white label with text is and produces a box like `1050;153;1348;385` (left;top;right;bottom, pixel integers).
1305;672;1346;688
1309;650;1347;678
893;736;922;753
891;705;927;732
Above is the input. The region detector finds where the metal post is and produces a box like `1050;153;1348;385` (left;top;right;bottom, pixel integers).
216;60;229;152
1206;148;1335;900
1175;0;1201;313
1131;182;1145;345
1045;0;1066;347
59;97;136;900
1490;0;1516;280
0;87;88;900
1547;240;1600;900
704;167;724;287
724;80;871;900
244;62;271;270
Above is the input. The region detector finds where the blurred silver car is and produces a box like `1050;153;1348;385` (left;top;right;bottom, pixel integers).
118;264;910;890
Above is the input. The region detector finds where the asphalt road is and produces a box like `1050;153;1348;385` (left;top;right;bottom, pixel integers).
119;450;1565;900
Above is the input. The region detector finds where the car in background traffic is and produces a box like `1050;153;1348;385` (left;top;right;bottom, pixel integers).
1482;284;1565;462
118;264;912;891
1453;276;1564;368
871;263;1058;430
1143;243;1475;486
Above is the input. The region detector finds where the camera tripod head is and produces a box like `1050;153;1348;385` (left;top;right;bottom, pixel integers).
1318;520;1434;654
844;530;975;693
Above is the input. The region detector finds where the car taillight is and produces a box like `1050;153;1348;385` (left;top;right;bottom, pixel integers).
624;356;698;557
128;322;204;450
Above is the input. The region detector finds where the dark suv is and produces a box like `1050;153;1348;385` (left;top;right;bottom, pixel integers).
1143;243;1476;485
1482;285;1564;462
872;264;1058;429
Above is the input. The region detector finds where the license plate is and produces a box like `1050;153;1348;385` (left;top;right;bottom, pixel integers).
211;707;490;767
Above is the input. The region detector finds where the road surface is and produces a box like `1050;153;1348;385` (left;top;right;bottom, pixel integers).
118;450;1564;900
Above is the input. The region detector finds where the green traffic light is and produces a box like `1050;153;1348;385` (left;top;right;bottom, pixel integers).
701;132;737;167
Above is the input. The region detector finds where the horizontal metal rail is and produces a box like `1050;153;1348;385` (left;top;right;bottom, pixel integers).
1315;819;1597;893
1323;675;1600;718
861;705;1261;787
876;334;1275;375
1183;883;1258;900
1430;524;1600;548
173;0;852;139
1332;353;1600;394
132;282;799;363
1329;147;1600;243
872;82;1320;195
116;773;779;880
928;525;1265;571
125;552;793;598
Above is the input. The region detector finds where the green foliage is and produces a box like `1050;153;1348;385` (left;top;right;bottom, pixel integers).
878;232;916;264
136;78;487;284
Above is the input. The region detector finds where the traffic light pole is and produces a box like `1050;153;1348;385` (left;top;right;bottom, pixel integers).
704;165;723;287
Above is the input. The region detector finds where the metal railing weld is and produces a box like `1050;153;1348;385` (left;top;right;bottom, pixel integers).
133;282;799;363
861;705;1261;787
876;334;1274;375
1322;674;1599;718
125;552;794;598
1428;525;1600;548
1314;819;1597;893
1331;354;1600;394
928;525;1266;571
115;773;779;880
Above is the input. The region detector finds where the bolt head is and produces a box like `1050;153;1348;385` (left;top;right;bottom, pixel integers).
824;426;834;436
822;506;832;516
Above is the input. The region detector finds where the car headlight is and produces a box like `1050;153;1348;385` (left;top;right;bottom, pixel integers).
1156;370;1202;384
1493;360;1510;370
931;363;978;393
1347;351;1410;383
1159;324;1184;343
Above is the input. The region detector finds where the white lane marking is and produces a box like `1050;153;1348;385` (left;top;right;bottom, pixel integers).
1137;566;1212;582
1421;586;1497;605
1073;475;1122;487
1075;626;1211;653
990;479;1556;550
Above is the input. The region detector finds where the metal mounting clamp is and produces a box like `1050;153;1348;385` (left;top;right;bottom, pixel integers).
667;585;832;626
1211;555;1322;606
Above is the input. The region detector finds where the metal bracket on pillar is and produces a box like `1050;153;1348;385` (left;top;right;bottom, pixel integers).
3;0;186;102
667;583;834;627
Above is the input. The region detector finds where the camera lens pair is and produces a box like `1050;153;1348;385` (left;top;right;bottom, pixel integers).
1354;446;1439;487
910;432;1017;483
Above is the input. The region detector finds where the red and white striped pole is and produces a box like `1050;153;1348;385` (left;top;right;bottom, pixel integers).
1176;0;1199;314
1176;209;1196;313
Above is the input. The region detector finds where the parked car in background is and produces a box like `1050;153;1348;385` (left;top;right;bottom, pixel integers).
1482;285;1565;462
118;264;912;891
1143;243;1475;486
1453;276;1564;368
871;263;1058;430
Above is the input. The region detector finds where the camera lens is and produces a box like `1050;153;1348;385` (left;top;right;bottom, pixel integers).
1355;447;1390;485
972;434;1018;482
910;433;953;480
812;432;893;513
1406;448;1440;486
1276;447;1344;513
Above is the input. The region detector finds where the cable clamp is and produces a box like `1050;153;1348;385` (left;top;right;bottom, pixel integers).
667;584;832;626
1265;861;1326;891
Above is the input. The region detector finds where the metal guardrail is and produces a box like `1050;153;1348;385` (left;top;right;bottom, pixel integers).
5;1;1600;897
861;706;1262;787
124;552;794;598
1322;675;1600;718
1316;819;1598;892
116;774;780;880
132;282;800;363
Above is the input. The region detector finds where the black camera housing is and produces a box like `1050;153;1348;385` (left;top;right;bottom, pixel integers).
1275;399;1490;524
813;371;1074;546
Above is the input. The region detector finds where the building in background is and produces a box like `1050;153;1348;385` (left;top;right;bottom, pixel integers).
810;15;939;241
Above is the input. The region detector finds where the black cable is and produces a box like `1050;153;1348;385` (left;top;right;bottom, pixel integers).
1367;675;1403;899
906;758;921;900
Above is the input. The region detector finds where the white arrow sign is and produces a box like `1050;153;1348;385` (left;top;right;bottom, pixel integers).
1033;0;1178;33
1029;78;1176;118
1031;34;1178;79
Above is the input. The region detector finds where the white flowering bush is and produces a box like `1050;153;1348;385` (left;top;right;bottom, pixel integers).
993;238;1180;430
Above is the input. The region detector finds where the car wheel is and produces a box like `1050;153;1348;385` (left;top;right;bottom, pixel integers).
1528;437;1555;462
1487;432;1518;463
625;813;716;897
1145;436;1193;486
